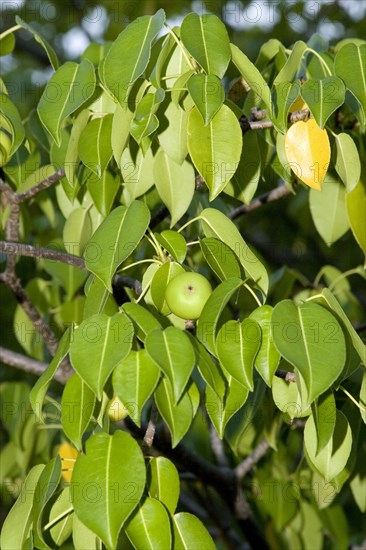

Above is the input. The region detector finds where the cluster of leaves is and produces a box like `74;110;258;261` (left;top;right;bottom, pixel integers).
1;9;366;549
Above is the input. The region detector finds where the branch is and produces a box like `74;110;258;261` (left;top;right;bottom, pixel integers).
228;184;293;221
235;439;270;480
14;168;66;202
275;369;296;383
142;402;159;449
0;346;67;384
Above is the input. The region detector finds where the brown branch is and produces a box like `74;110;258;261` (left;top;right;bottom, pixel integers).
228;184;292;221
235;439;270;480
14;168;66;202
142;402;159;449
0;345;69;384
275;369;296;383
0;241;86;270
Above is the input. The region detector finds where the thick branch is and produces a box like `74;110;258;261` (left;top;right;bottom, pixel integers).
0;241;86;270
0;346;67;384
235;439;270;480
228;184;292;221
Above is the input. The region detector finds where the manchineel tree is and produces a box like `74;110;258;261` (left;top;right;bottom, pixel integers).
0;10;365;550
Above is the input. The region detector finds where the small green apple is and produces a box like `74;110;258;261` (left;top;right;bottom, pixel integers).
165;272;212;320
107;395;129;422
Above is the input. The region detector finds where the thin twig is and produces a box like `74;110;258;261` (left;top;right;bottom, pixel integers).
14;168;66;202
235;439;270;480
0;241;86;269
275;369;296;383
143;402;159;449
228;184;292;221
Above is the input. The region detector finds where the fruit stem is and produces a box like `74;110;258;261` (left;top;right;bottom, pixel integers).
339;385;365;412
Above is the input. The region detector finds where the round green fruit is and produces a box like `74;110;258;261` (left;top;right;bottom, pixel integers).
165;272;212;320
107;396;129;422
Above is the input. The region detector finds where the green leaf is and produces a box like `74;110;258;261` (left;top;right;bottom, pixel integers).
187;333;226;399
260;478;298;531
230;43;272;112
42;257;88;302
224;131;262;203
111;103;134;166
196;277;243;355
73;514;101;550
199;208;268;297
250;305;281;386
188;104;242;200
33;456;62;549
69;312;133;399
122;302;162;343
0;33;15;56
187;74;225;126
309;173;350;246
272;300;346;405
334;133;361;192
87;171;120;217
130;88;165;150
216;319;261;390
37;60;96;146
83;275;118;318
334;43;366;117
346;179;366;262
102;10;165;106
63;207;93;257
72;431;146;550
172;512;216;549
153;150;195;227
145;327;195;404
121;146;155;203
84;201;150;292
200;237;241;281
158;102;188;165
125;497;172;549
48;486;74;547
0;464;44;550
29;329;72;421
154;378;193;447
360;370;366;424
304;410;352;481
301;77;345;128
0;93;25;156
272;376;311;420
112;349;160;426
350;442;366;511
61;373;96;450
206;376;249;438
15;16;59;69
147;457;180;514
274;41;307;85
150;261;185;314
79;115;113;177
181;13;231;78
271;81;300;133
312;391;336;454
155;230;187;263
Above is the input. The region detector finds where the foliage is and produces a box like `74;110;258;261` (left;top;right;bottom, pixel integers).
0;7;366;550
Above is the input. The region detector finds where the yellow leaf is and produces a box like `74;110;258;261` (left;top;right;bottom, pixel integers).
58;442;78;483
289;94;307;113
285;118;330;190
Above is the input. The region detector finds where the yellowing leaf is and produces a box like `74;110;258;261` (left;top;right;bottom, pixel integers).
58;442;78;482
289;94;307;113
285;118;330;190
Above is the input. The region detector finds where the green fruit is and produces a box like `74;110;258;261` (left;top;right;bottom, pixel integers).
165;272;212;320
0;129;12;167
107;396;129;422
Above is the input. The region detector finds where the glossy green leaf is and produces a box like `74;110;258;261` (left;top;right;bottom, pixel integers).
64;109;90;190
346;179;366;261
158;102;188;164
84;201;150;292
187;104;242;200
111;103;134;166
83;275;118;318
112;349;160;426
125;497;171;549
261;478;298;531
72;431;146;550
150;261;184;314
121;146;154;203
0;93;25;156
206;376;249;438
199;208;268;297
29;329;72;421
172;512;215;550
69;312;133;399
250;305;281;386
122;302;162;343
187;74;225;125
48;486;74;547
181;13;231;78
61;373;96;450
312;391;336;454
153;150;195;227
350;442;366;511
103;10;165;106
334;133;361;192
272;300;346;405
147;457;180;514
38;60;96;146
272;376;311;419
87;171;120;217
0;33;15;56
63;207;92;257
196;277;243;355
224;131;262;203
309;173;350;246
145;327;195;404
335;43;366;116
304;410;352;481
155;230;187;263
301;77;345;128
187;333;226;399
154;378;193;447
274;41;307;85
73;514;101;550
130;88;165;150
15;16;59;69
33;456;62;549
216;319;261;390
360;370;366;424
79;115;113;177
271;80;300;133
200;237;241;281
43;257;88;302
0;464;44;550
